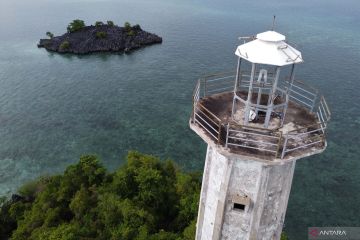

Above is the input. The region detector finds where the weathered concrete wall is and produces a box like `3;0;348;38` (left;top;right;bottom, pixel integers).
196;145;231;240
254;162;295;240
196;145;296;240
221;158;262;240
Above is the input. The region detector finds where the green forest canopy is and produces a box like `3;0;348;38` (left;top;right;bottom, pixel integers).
0;151;290;240
0;152;200;240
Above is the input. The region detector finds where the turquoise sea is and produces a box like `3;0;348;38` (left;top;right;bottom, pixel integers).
0;0;359;238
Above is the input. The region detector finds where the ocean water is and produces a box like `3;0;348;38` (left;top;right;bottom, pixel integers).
0;0;359;239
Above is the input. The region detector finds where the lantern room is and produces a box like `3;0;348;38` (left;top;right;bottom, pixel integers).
232;30;303;128
190;29;330;160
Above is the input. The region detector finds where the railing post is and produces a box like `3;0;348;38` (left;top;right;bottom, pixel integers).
231;97;236;119
275;132;283;159
281;135;289;159
281;94;289;127
217;122;222;144
244;63;256;125
234;58;241;92
310;91;318;113
204;77;207;97
225;123;230;148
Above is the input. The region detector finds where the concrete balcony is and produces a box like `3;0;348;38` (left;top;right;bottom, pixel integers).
190;72;331;161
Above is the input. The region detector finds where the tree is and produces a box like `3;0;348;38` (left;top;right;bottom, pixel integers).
59;41;70;50
1;152;200;239
182;220;196;240
67;19;85;33
95;21;104;27
127;30;135;37
281;232;290;240
0;198;18;239
124;22;132;32
107;20;114;26
123;22;139;37
96;31;107;39
46;31;54;39
132;24;141;31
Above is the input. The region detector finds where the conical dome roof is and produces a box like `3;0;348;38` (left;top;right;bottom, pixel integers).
235;31;303;66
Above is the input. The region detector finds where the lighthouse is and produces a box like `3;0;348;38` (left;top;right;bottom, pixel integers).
190;30;330;240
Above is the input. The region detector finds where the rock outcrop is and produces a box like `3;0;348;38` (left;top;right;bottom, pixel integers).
38;24;162;54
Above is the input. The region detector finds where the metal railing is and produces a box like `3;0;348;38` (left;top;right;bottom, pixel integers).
283;79;319;112
281;122;325;159
193;103;222;143
191;72;330;160
316;96;331;130
239;71;276;91
226;123;282;158
202;72;235;97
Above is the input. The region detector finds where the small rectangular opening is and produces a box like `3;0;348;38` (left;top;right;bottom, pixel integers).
233;203;245;211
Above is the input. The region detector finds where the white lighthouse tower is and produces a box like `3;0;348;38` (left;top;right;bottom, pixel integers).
190;30;330;240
